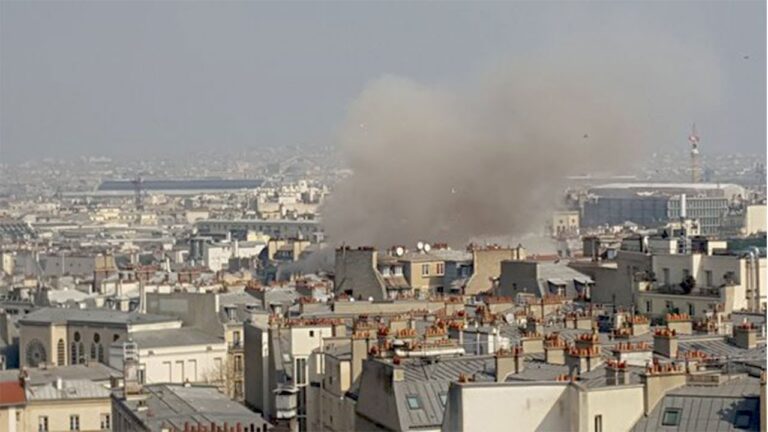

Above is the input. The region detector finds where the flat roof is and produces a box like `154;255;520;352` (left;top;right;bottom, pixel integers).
130;328;225;349
19;307;179;327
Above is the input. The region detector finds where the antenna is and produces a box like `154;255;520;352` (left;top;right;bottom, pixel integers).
688;124;701;183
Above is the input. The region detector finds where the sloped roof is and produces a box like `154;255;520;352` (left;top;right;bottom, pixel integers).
0;381;26;406
631;376;761;432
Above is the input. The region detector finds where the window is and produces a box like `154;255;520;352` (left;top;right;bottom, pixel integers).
682;269;690;279
69;415;80;431
439;393;447;407
309;330;314;337
100;413;110;430
73;332;80;342
38;416;49;432
97;344;104;363
665;301;675;312
90;343;97;360
57;339;65;366
705;270;713;287
688;303;695;316
234;355;243;373
436;263;445;275
594;415;603;432
662;268;670;285
78;342;85;364
233;331;241;346
296;358;307;385
421;264;430;276
70;342;78;365
661;408;681;426
406;395;422;410
734;410;752;429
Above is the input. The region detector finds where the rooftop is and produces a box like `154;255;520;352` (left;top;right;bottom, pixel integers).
120;384;270;431
129;328;225;349
19;307;180;327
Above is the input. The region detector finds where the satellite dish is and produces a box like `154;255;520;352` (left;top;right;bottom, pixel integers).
395;246;405;257
416;242;424;251
368;296;374;302
423;243;431;253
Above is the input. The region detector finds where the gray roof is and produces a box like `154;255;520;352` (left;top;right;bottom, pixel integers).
26;379;111;401
120;384;270;431
678;338;766;363
20;307;179;327
632;376;761;432
401;355;496;382
130;328;225;349
395;380;449;429
0;363;120;386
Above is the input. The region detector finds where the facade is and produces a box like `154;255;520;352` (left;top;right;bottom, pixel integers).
0;364;117;432
17;308;181;368
195;219;322;242
244;318;338;431
107;328;227;385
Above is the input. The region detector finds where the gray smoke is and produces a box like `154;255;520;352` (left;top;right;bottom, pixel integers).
323;32;722;248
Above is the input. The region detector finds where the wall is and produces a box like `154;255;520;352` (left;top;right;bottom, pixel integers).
583;386;644;432
442;382;576;432
334;249;386;300
745;205;767;235
24;398;111;432
498;261;539;298
465;248;525;295
145;291;223;336
134;343;227;384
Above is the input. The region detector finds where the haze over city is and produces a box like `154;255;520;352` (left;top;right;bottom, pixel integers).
1;1;765;163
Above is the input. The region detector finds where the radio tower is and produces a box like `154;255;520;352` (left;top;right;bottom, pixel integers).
688;124;701;183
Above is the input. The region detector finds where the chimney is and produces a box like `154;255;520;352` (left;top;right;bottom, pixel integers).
733;320;758;349
495;346;524;382
604;360;630;385
544;334;566;365
351;332;371;383
641;361;686;415
653;329;679;359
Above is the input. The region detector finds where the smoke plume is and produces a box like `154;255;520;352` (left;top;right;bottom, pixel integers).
323;31;722;248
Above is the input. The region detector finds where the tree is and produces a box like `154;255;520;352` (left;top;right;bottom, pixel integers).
681;275;696;294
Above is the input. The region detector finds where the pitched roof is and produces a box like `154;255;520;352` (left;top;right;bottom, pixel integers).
631;376;762;432
0;381;26;406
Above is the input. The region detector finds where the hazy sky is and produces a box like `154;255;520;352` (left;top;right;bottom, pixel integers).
1;1;765;163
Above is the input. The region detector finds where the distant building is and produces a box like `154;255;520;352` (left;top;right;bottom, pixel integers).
583;183;746;235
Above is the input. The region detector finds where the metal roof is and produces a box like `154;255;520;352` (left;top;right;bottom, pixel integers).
119;384;270;430
130;328;225;349
19;307;179;327
631;376;761;432
26;379;111;401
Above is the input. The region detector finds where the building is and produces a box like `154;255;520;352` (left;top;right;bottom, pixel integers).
498;260;594;301
107;328;227;385
195;219;322;242
583;183;746;235
0;364;117;432
244;317;340;431
17;308;181;368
